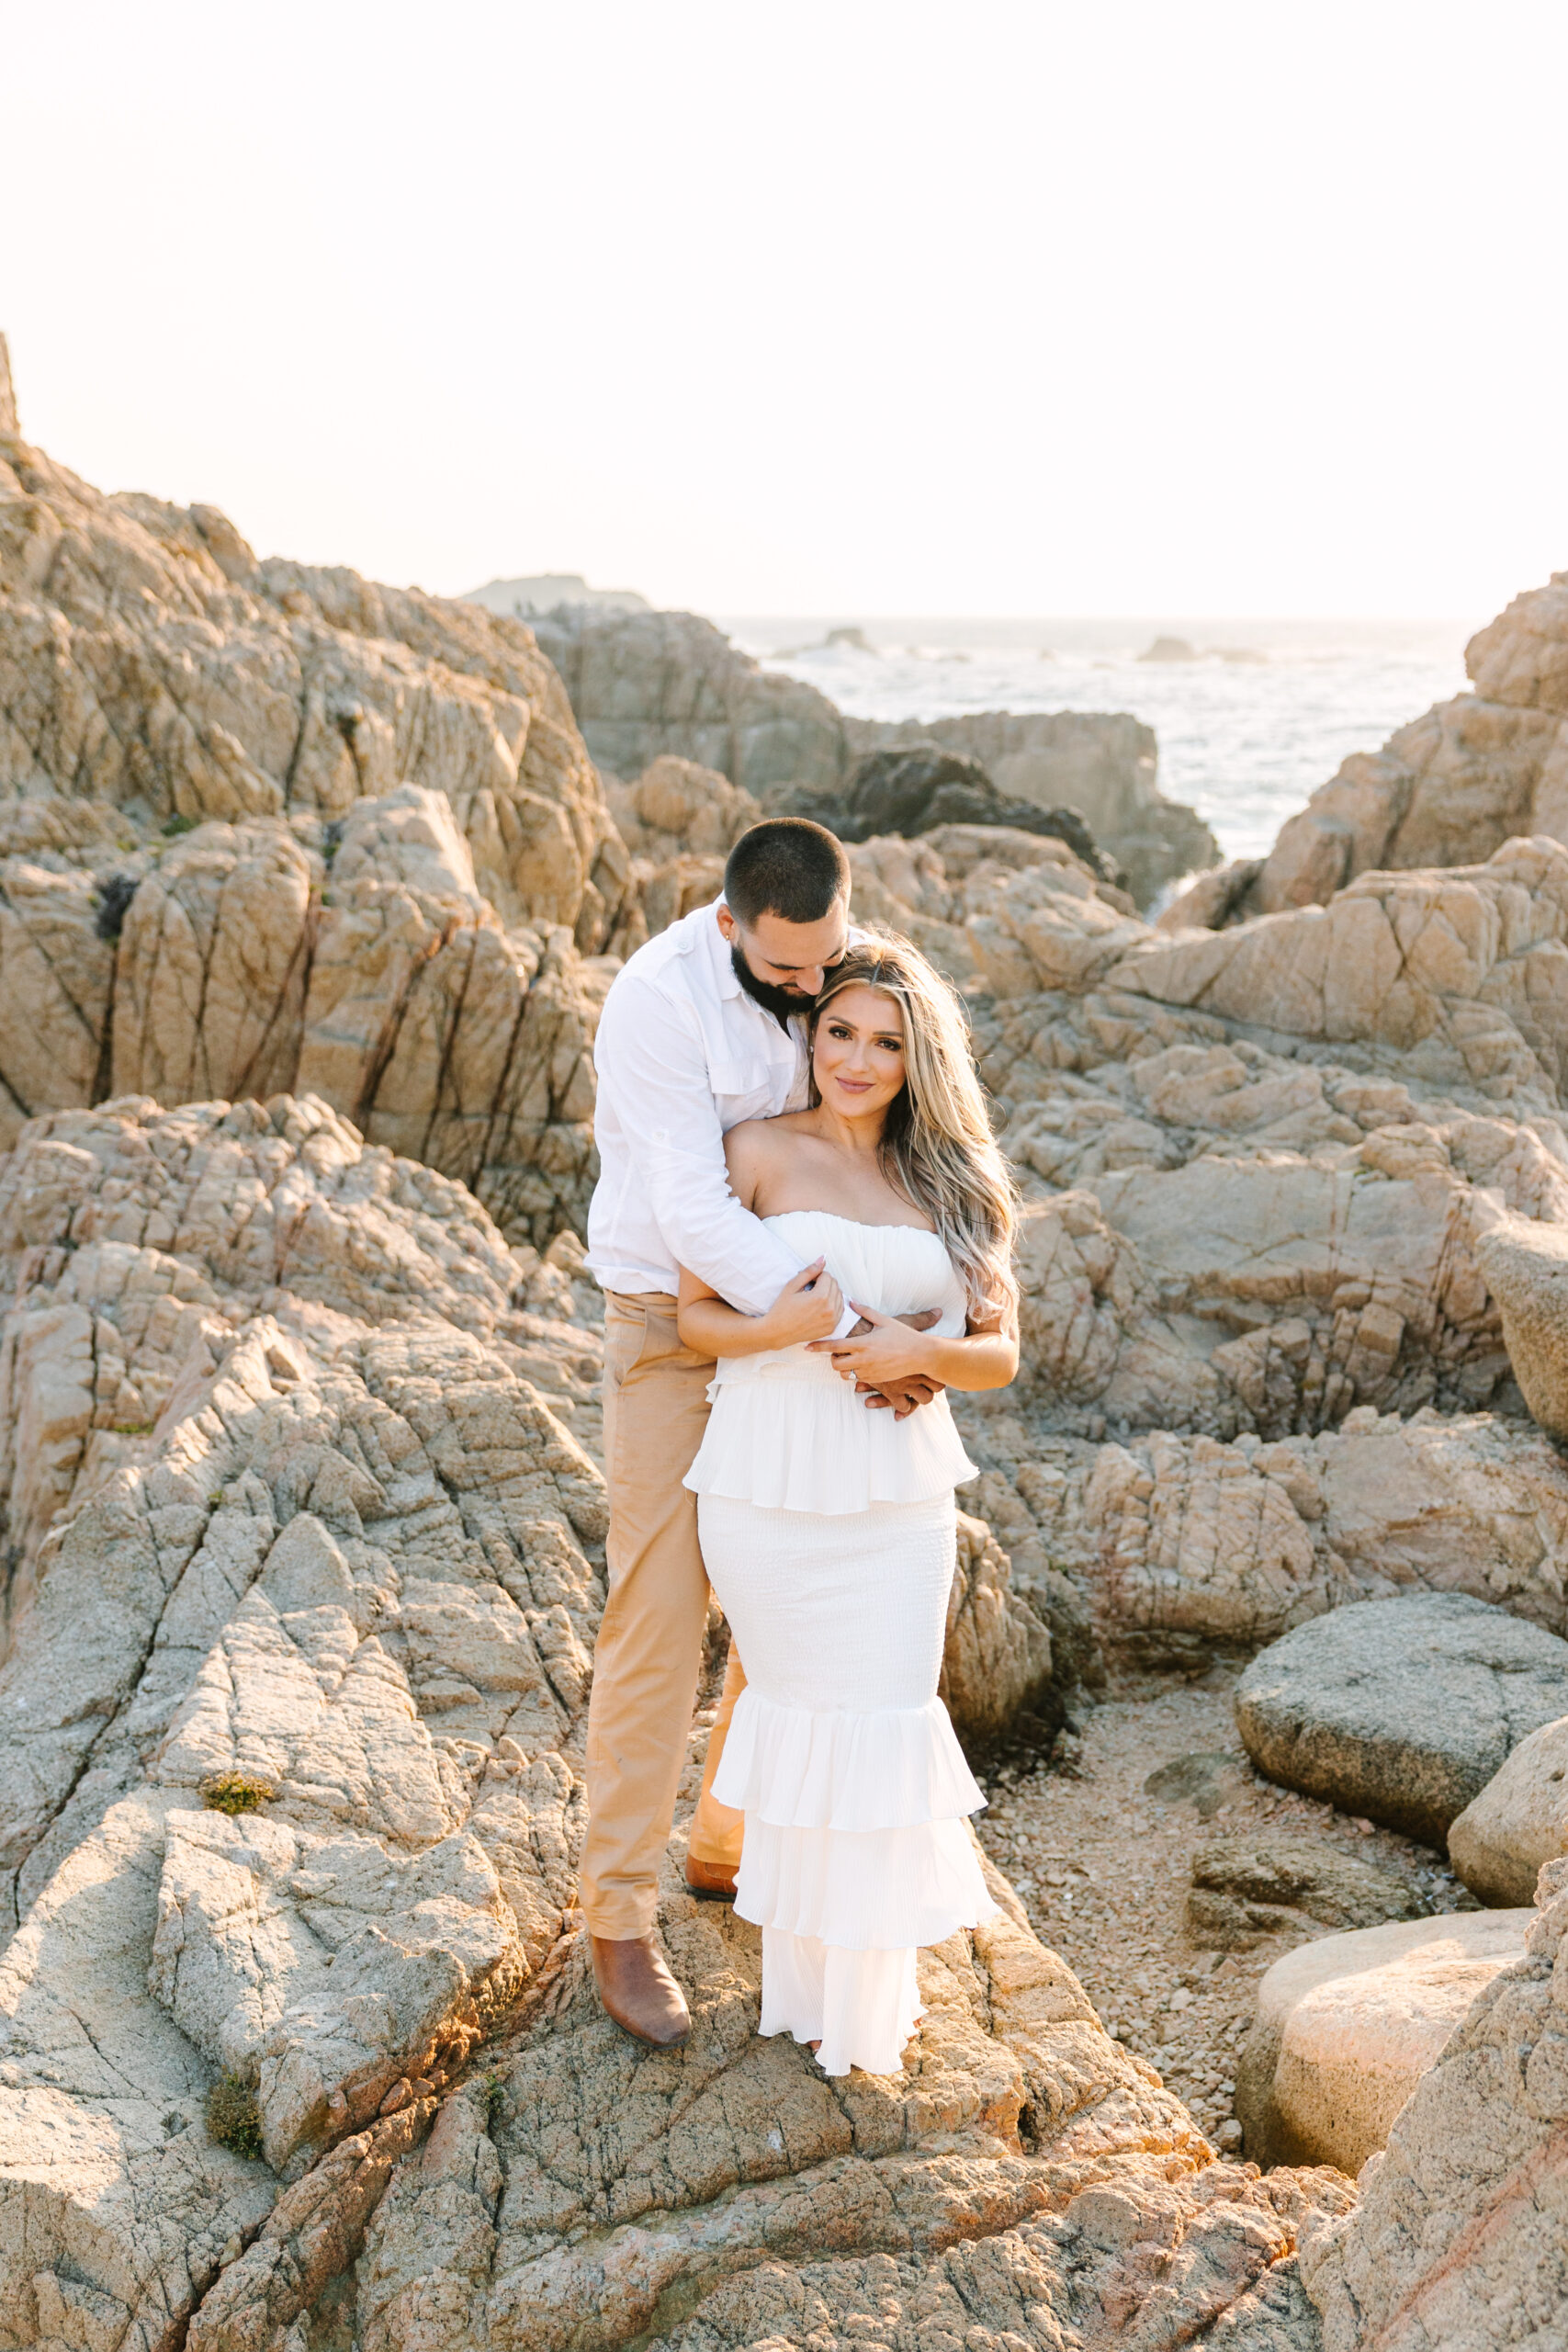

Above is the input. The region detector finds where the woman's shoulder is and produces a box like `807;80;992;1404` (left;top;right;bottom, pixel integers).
723;1114;807;1184
725;1111;818;1157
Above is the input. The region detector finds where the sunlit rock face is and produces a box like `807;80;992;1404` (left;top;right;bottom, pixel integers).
0;375;635;1243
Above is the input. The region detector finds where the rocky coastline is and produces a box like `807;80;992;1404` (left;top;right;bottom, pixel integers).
3;333;1567;2349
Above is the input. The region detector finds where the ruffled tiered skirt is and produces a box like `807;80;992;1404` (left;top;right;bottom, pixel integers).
697;1489;996;2075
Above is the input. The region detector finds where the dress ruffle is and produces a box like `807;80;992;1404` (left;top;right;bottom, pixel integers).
737;1815;998;1951
761;1930;923;2076
684;1373;977;1514
715;1688;985;1830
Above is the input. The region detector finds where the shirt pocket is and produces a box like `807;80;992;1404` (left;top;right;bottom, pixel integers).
709;1054;779;1121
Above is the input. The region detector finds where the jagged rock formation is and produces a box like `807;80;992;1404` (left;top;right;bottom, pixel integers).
1302;1856;1568;2349
964;1408;1568;1670
530;605;1218;906
0;1092;608;2342
1166;572;1568;926
601;754;761;938
530;606;851;806
0;383;630;1243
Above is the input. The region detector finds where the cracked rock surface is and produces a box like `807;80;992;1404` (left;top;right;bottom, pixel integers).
0;1093;1346;2352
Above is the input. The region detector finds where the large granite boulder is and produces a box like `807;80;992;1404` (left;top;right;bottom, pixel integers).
604;753;761;863
1302;1857;1568;2346
531;605;849;804
964;1408;1568;1679
1237;1909;1532;2175
1477;1212;1568;1441
940;1511;1057;1748
1448;1713;1568;1905
1234;1595;1568;1843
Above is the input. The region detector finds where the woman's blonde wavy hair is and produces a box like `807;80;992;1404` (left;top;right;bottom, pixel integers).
809;932;1019;1322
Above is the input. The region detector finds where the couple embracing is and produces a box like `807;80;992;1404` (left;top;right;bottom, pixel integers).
581;818;1019;2075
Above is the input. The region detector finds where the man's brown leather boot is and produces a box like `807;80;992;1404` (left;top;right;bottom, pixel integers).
592;1933;691;2047
684;1855;738;1901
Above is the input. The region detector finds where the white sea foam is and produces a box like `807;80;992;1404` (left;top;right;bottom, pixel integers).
724;616;1472;865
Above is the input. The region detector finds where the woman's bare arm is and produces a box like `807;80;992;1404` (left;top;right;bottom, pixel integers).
808;1302;1018;1394
676;1256;844;1356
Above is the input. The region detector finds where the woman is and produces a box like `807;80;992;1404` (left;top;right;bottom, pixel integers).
676;934;1019;2076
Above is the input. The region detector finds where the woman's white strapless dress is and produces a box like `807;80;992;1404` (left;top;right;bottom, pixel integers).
683;1208;998;2075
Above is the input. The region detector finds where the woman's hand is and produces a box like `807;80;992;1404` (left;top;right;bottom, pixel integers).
756;1258;845;1348
806;1299;934;1386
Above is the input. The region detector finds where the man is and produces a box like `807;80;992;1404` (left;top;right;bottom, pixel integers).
581;818;938;2047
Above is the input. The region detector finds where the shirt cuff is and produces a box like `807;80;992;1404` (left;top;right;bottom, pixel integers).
831;1299;858;1340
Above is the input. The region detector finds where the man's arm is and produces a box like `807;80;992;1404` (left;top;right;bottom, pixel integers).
593;974;806;1315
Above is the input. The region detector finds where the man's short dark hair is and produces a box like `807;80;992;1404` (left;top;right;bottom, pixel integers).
723;819;851;928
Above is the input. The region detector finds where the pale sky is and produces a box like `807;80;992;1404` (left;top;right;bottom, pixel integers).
5;0;1565;618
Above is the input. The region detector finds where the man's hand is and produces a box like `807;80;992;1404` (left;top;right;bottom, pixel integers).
858;1373;944;1419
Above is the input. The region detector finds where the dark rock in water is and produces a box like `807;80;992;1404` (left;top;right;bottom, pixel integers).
1143;1751;1255;1820
1235;1593;1568;1846
786;742;1129;888
1188;1834;1430;1950
1138;635;1201;662
846;744;1001;836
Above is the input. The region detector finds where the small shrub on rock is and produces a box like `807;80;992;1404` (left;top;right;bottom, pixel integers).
200;1772;276;1816
206;2075;264;2160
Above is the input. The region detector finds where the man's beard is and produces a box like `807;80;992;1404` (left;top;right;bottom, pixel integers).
730;945;815;1030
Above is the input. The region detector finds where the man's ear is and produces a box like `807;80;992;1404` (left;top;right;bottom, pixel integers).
716;902;738;944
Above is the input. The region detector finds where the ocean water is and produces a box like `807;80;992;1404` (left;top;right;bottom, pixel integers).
722;616;1473;867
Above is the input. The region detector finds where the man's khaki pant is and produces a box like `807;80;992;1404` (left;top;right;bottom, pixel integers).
581;1291;747;1939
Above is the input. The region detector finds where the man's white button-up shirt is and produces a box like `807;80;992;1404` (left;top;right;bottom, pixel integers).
585;897;822;1311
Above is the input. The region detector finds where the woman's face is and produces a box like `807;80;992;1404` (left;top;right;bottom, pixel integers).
813;985;908;1121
